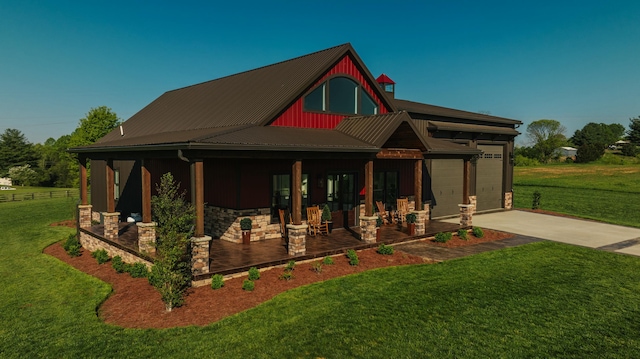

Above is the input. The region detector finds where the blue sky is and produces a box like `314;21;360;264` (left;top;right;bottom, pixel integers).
1;0;639;145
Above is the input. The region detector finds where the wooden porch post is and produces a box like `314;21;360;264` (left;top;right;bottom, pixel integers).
79;156;88;205
141;159;152;223
194;160;205;238
292;160;302;225
414;159;423;211
463;159;470;205
364;160;373;217
106;159;115;213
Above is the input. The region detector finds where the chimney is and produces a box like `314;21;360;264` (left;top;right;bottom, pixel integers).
376;73;395;99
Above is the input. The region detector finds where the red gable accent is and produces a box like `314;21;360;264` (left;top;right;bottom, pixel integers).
376;73;395;84
270;55;390;129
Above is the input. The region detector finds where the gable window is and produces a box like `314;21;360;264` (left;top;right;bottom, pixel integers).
304;76;379;115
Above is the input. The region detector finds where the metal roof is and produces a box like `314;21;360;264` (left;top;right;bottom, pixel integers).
394;99;521;125
426;120;520;136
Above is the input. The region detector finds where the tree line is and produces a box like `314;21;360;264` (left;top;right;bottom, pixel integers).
516;116;640;165
0;106;120;187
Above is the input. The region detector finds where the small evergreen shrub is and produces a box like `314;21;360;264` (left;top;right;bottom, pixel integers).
240;218;252;231
211;274;225;290
322;256;334;265
311;261;323;274
129;263;149;278
112;256;126;273
622;144;639;157
62;234;81;257
457;229;469;241
91;249;110;264
434;232;453;243
346;249;359;266
279;271;294;281
405;213;417;224
248;267;260;281
285;260;296;271
321;204;332;222
472;227;485;238
242;279;255;291
377;244;394;255
532;191;541;209
376;216;383;227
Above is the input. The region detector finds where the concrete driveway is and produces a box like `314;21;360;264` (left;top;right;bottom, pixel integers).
442;210;640;255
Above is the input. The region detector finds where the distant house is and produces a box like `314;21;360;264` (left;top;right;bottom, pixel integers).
0;178;11;187
558;146;578;157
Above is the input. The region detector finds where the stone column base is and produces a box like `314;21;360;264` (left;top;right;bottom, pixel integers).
78;204;93;229
360;215;378;244
102;212;120;241
191;235;211;276
468;195;477;214
412;210;428;236
137;222;157;255
287;224;308;256
458;205;473;227
504;192;513;210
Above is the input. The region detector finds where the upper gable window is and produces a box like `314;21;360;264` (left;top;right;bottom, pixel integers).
304;76;378;115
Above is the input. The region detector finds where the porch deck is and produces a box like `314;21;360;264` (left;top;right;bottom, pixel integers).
84;220;461;279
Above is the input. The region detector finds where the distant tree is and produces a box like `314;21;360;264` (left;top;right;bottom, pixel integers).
0;129;39;176
68;106;121;148
629;116;640;145
575;143;605;163
9;164;38;186
570;122;626;148
526;119;567;163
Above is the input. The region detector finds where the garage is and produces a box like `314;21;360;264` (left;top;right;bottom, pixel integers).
429;159;464;218
476;144;504;211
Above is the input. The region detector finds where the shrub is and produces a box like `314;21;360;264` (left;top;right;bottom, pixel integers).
321;204;332;222
279;271;294;281
457;229;469;240
152;172;196;238
112;256;126;273
376;215;383;227
434;232;453;243
240;218;252;231
622;144;639;157
322;256;334;265
285;260;296;271
405;213;417;224
62;234;81;257
532;191;541;209
514;154;540;166
211;274;225;290
576;143;605;163
346;249;359;266
91;249;110;264
311;261;322;274
377;244;394;255
242;279;255;291
129;263;149;278
248;267;260;280
473;227;485;238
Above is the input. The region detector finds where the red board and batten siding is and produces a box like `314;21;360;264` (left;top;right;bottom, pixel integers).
270;55;390;129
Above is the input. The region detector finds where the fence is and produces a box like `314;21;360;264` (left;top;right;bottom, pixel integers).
0;190;78;202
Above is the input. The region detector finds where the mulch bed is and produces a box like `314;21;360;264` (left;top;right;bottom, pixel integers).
45;220;511;329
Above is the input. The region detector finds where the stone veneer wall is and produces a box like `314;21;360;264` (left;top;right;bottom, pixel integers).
205;206;281;243
79;230;153;269
504;192;513;210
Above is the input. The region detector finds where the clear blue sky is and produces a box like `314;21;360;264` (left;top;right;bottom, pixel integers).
2;0;639;145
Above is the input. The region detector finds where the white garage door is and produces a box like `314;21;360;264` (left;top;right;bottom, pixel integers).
476;145;503;211
430;159;464;218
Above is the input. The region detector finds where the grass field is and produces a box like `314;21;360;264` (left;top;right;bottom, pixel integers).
0;186;78;202
3;198;640;357
514;164;640;228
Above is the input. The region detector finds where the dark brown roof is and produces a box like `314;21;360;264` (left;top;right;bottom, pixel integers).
394;98;521;125
426;120;520;136
95;43;395;146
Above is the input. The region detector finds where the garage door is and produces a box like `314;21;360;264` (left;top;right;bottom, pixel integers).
430;159;464;218
476;145;503;211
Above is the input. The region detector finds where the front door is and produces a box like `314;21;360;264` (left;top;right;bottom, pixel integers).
327;173;357;227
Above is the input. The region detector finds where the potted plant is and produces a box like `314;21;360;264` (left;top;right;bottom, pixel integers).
405;213;417;236
376;215;383;242
240;217;252;245
321;204;333;233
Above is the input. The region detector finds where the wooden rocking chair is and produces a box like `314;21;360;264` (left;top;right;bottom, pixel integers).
278;209;291;238
396;198;409;225
375;201;389;225
306;206;328;236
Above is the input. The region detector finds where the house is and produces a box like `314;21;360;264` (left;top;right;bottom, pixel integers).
70;43;520;277
0;178;11;187
558;146;578;158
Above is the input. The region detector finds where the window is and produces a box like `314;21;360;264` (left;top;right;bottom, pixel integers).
303;76;379;115
271;174;309;219
114;169;120;201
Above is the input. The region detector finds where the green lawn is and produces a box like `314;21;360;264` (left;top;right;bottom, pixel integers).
2;198;640;357
514;164;640;227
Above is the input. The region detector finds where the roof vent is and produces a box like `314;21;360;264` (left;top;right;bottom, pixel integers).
376;73;395;98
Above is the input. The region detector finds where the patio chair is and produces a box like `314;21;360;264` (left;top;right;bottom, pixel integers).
306;206;328;236
396;198;409;225
375;201;389;225
278;209;291;238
